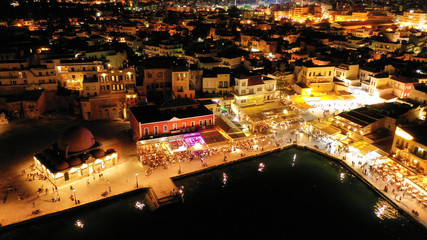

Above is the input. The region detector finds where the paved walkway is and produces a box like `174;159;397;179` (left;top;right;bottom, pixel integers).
1;124;426;230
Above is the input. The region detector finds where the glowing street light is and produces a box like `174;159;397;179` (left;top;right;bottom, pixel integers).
135;173;139;188
73;188;77;204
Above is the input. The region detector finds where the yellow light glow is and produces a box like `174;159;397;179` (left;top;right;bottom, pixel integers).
395;127;413;141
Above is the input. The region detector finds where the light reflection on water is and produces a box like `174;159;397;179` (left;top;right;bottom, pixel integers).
374;199;399;220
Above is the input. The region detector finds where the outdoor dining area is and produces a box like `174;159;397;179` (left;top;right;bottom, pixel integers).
136;133;209;169
372;157;412;184
137;141;173;169
372;157;427;207
405;175;427;207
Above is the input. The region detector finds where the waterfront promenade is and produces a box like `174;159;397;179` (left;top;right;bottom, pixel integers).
0;123;426;231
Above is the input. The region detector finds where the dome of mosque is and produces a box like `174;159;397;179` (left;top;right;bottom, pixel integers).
57;127;96;153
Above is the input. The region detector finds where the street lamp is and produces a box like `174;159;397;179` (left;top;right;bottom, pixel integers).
73;188;77;204
135;173;139;188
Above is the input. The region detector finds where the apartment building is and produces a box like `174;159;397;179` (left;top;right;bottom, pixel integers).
202;68;232;95
298;63;335;93
0;60;57;94
370;40;401;53
79;67;136;121
409;83;427;105
54;59;103;92
392;125;427;174
172;66;195;99
143;59;172;100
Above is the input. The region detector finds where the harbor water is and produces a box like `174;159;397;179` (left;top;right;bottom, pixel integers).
1;148;426;239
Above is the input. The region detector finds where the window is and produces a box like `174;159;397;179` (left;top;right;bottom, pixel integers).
241;82;246;87
173;123;177;130
191;121;195;127
199;120;203;126
144;128;149;136
209;119;212;125
154;126;159;134
147;73;152;78
182;122;186;128
163;125;168;132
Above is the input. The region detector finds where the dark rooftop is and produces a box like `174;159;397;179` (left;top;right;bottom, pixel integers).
131;99;213;124
400;125;427;146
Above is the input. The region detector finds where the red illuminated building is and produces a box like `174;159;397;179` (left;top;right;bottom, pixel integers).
129;98;214;140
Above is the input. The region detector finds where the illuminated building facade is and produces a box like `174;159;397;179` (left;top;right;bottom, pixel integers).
298;63;335;93
392;126;427;174
34;127;119;186
80;67;136;120
233;75;267;107
129;98;214;140
172;66;195;99
202;67;232;95
397;10;427;30
54;59;103;91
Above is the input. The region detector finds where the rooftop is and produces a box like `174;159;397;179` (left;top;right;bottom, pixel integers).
400;125;427;146
131;100;213;124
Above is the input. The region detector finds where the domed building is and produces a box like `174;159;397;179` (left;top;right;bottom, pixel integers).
34;127;118;186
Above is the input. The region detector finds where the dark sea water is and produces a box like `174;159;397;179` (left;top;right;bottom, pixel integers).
1;148;426;240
